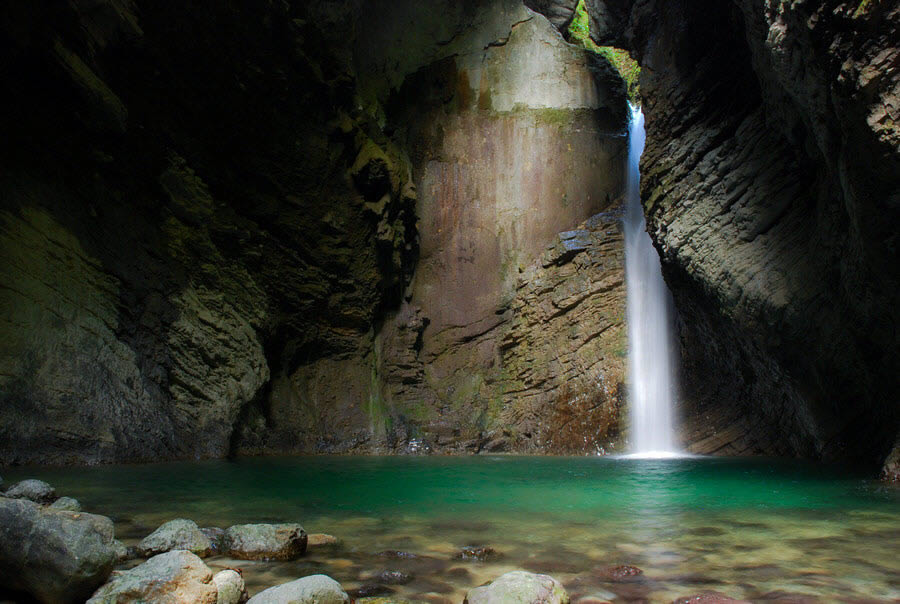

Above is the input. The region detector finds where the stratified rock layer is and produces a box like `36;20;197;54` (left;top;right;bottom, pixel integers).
587;0;900;470
233;3;628;455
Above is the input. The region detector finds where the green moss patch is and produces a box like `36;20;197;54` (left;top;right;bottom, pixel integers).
567;0;641;102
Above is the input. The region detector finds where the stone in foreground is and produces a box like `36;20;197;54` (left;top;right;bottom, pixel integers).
138;518;213;557
246;574;349;604
4;479;57;503
87;550;217;604
465;571;569;604
214;569;249;604
224;523;307;560
0;497;116;603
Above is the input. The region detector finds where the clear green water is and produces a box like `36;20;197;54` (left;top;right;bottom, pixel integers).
5;456;900;602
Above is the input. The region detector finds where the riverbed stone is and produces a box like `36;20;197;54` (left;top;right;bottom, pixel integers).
246;574;349;604
4;479;56;503
224;523;307;560
377;570;412;585
672;593;751;604
0;496;116;603
49;496;82;512
465;571;569;604
87;550;217;604
594;565;643;582
214;569;249;604
455;546;500;561
138;518;212;557
308;533;339;547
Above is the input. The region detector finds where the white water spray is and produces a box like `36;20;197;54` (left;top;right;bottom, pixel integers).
624;104;680;457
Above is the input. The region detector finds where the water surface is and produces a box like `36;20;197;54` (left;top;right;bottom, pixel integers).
5;456;899;601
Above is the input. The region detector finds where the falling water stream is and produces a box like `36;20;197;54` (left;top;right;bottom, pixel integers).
624;104;680;456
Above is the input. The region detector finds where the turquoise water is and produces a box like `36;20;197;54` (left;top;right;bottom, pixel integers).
5;456;900;601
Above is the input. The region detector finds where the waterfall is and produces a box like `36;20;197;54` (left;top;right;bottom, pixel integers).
623;104;680;457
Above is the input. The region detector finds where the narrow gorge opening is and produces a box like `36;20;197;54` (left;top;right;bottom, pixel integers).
0;1;898;602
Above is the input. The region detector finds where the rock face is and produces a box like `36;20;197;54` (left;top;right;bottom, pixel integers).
138;518;212;558
246;574;349;604
0;0;415;464
464;570;569;604
0;497;117;603
236;3;629;455
0;0;628;462
587;0;900;471
87;550;217;604
224;523;307;561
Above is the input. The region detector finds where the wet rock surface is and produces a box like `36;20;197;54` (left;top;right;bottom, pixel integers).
0;497;116;603
87;550;217;604
247;574;349;604
464;570;569;604
224;523;307;561
138;518;213;558
454;546;501;562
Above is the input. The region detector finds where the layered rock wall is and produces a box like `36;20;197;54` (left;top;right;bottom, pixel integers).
1;0;630;462
236;4;630;455
0;1;416;463
588;0;900;470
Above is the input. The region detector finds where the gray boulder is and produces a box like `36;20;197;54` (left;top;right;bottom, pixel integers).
49;496;82;512
224;523;307;560
138;518;212;557
4;479;56;503
0;496;117;603
464;571;569;604
87;550;217;603
214;569;249;604
247;575;349;604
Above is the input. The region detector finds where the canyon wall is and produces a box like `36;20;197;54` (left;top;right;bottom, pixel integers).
0;0;628;463
236;3;630;455
588;0;900;473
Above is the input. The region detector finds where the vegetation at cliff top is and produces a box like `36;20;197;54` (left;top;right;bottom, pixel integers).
567;0;640;102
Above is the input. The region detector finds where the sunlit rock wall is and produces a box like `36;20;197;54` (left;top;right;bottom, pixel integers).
588;0;900;471
377;9;628;453
239;3;630;455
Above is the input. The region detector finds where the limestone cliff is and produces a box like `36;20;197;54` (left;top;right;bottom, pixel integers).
0;0;629;462
587;0;900;472
235;3;629;455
